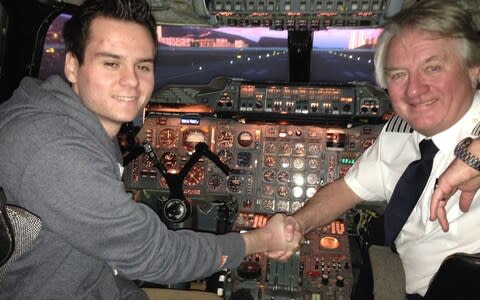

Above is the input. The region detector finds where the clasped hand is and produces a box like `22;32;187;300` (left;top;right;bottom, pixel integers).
262;214;304;261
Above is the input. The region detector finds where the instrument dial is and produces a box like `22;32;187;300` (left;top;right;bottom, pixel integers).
264;155;276;168
237;152;252;167
264;142;277;153
279;143;292;155
160;151;177;171
263;170;275;182
217;130;234;147
227;175;243;193
293;143;306;156
183;164;205;186
158;128;177;148
308;143;322;156
218;149;233;165
237;131;254;148
207;174;224;191
277;171;289;183
183;129;206;153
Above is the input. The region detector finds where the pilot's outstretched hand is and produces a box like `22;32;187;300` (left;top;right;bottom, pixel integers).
242;213;303;259
430;153;480;232
263;215;304;261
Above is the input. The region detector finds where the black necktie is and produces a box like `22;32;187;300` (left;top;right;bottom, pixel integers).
384;139;439;247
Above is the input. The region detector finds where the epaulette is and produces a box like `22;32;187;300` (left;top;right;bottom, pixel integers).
385;115;413;133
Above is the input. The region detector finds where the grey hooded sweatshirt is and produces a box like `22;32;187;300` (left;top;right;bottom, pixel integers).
0;75;245;299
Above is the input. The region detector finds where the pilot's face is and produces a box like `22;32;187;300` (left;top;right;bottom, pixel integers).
385;28;479;137
64;17;155;138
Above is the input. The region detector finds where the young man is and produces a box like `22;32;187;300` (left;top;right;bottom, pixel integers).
0;0;301;298
278;0;480;298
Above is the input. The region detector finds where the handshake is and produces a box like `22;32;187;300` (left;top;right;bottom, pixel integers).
241;213;304;261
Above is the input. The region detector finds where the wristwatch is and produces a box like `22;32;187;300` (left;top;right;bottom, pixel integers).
454;137;480;171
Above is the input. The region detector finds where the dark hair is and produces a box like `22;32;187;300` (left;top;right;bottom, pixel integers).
374;0;480;88
62;0;157;65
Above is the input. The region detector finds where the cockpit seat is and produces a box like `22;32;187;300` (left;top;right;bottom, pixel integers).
369;245;480;299
0;187;42;281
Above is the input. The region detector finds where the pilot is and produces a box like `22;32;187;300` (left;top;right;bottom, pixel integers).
0;0;301;299
277;0;480;299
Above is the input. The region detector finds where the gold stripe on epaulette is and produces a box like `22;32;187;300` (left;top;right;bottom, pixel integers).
385;115;413;133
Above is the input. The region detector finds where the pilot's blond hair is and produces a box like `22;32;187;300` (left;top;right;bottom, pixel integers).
374;0;480;89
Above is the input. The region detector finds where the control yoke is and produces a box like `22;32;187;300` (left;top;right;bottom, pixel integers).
142;141;231;224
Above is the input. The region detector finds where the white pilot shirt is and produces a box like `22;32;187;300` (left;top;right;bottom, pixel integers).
344;91;480;296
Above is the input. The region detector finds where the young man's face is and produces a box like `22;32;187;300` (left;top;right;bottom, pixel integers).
65;16;156;138
385;28;480;137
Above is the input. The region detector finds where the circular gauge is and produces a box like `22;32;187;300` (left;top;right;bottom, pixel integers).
264;155;276;168
306;187;317;198
262;199;274;210
183;164;205;186
277;171;289;183
280;157;290;169
207;174;224;191
276;186;289;197
320;236;340;249
158;128;177;148
263;185;274;196
160;151;177;170
264;170;275;182
292;173;304;186
237;131;254;148
217;130;234;147
308;158;320;169
237;152;252;167
227;175;243;193
264;143;277;153
291;201;303;212
307;173;319;185
276;200;289;212
218;149;233;165
308;143;321;156
293;143;306;156
183;129;206;153
142;154;154;168
293;157;305;169
279;143;292;155
292;186;303;198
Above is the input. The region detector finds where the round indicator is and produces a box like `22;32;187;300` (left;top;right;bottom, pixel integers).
308;143;321;156
158;128;177;148
292;173;304;186
183;129;206;153
237;131;254;148
277;171;289;183
218;149;233;165
293;157;305;169
306;187;317;198
320;236;340;249
237;152;252;167
227;175;243;193
279;143;292;155
160;151;177;171
217;130;234;147
207;174;224;191
307;173;319;185
263;170;275;182
276;186;289;197
264;155;276;168
264;143;277;153
183;164;205;186
293;143;306;156
263;185;274;196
